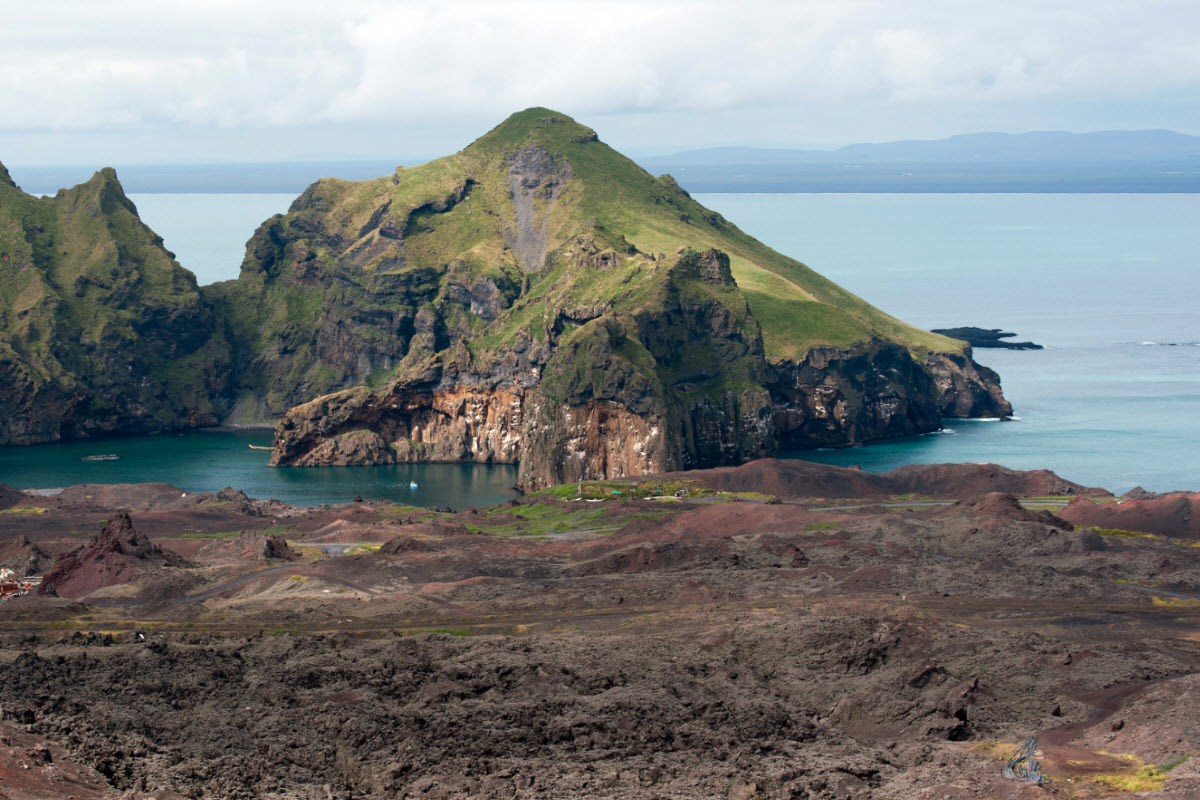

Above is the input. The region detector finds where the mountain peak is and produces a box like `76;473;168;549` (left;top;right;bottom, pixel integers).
0;160;15;189
467;107;600;156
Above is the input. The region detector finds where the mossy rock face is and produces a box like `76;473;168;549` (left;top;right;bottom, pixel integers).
239;108;1010;487
213;108;980;419
0;164;231;444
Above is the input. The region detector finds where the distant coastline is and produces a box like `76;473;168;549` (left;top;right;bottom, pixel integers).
11;160;1200;195
9;129;1200;195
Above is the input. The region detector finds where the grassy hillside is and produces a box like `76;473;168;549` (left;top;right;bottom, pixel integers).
0;164;229;443
221;108;963;422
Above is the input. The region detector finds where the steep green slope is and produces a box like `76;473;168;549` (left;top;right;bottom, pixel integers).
220;109;965;416
255;109;1007;487
0;164;230;444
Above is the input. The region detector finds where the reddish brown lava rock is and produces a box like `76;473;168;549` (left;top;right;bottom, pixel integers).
0;722;120;800
39;512;171;599
657;458;1103;501
1060;492;1200;539
950;492;1074;530
0;482;23;511
194;530;297;564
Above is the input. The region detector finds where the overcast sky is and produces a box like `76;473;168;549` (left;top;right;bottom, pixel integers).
3;0;1199;165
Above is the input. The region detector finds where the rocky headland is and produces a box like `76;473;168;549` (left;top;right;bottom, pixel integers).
932;327;1044;350
248;109;1011;488
1;109;1011;488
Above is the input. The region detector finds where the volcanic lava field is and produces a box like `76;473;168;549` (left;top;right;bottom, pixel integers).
2;459;1199;799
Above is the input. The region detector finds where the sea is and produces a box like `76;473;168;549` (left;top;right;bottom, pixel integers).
1;191;1196;504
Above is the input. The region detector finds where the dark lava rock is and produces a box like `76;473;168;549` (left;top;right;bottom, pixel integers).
931;326;1043;350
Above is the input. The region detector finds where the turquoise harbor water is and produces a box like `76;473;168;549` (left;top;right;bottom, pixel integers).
0;430;520;509
1;192;1196;502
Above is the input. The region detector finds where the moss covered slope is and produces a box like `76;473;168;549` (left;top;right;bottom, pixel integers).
223;109;965;415
0;164;230;444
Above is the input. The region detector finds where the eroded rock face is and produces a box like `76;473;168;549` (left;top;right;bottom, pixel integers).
769;340;943;449
271;246;1009;489
925;352;1013;418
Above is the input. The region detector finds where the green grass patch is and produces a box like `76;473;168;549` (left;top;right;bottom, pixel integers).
467;502;610;537
1151;596;1200;609
1093;763;1168;792
1092;527;1158;539
531;477;709;502
289;544;328;562
0;506;48;515
804;521;840;532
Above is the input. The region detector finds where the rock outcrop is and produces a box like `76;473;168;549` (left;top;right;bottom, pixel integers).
39;512;184;599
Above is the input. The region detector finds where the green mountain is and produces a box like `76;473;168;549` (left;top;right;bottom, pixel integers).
0;109;1009;485
0;164;230;445
247;109;1008;488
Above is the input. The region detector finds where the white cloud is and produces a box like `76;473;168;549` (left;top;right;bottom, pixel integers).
2;0;1199;137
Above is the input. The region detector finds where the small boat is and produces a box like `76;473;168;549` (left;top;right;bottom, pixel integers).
248;444;272;451
409;481;419;489
81;454;119;462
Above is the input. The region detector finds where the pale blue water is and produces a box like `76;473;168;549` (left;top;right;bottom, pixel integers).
129;194;294;286
696;193;1200;493
2;192;1196;500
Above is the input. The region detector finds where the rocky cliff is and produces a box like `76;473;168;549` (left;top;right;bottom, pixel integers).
0;164;230;445
260;109;1009;488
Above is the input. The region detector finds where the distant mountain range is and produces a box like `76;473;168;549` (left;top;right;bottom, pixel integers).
637;130;1200;193
646;129;1200;166
9;130;1200;195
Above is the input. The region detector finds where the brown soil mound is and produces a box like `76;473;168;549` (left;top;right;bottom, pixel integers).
194;530;296;564
378;535;437;555
1060;493;1200;539
883;462;1103;499
945;492;1073;530
1078;674;1200;772
0;482;23;510
0;722;119;800
39;512;183;599
662;458;1101;500
54;483;191;511
660;458;890;498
